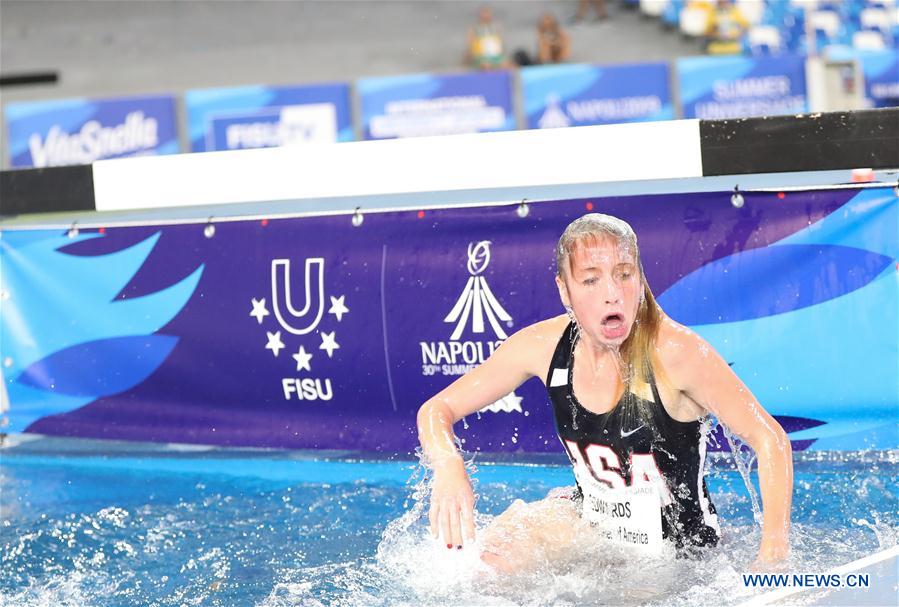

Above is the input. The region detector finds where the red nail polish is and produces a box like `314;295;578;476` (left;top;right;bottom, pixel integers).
446;543;453;549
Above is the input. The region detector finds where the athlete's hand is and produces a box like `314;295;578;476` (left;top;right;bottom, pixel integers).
751;535;789;571
428;456;476;550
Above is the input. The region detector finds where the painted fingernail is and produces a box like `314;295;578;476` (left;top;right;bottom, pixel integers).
456;545;462;550
446;543;453;549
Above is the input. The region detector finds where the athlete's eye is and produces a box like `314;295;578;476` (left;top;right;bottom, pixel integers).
615;266;635;280
583;277;597;286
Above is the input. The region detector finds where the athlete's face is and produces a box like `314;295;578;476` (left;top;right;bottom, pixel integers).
556;235;642;348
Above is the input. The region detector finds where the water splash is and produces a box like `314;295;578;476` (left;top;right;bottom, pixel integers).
721;424;763;526
2;446;896;606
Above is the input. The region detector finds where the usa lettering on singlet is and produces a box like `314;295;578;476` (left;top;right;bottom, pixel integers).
546;322;720;555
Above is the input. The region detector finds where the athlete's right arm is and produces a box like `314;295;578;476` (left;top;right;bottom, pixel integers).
416;319;556;550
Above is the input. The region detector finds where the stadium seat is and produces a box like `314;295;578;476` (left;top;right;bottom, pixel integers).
809;9;842;39
748;25;784;54
853;29;888;47
680;5;710;37
662;0;685;27
641;0;669;18
789;0;820;10
736;0;766;25
860;7;892;32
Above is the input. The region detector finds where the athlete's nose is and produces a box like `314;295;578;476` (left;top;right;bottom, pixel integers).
603;278;622;305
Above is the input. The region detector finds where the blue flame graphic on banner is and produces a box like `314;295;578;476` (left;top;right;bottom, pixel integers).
0;231;203;431
658;188;898;450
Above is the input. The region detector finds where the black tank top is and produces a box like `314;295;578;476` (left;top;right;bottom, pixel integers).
546;321;720;550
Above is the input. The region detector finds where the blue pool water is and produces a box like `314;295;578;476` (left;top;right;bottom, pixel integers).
1;436;897;606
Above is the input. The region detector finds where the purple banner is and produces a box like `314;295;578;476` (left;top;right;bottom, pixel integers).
3;188;896;453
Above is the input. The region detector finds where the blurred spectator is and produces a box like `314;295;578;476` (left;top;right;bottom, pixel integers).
537;13;572;64
705;0;749;54
574;0;608;23
466;6;508;70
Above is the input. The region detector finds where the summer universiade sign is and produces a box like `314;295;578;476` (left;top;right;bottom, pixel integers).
676;54;809;120
1;187;896;453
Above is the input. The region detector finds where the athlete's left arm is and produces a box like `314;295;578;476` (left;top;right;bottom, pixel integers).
668;324;793;565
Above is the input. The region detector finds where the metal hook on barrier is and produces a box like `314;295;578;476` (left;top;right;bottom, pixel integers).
67;222;79;238
204;217;216;238
351;207;364;227
731;185;745;209
516;198;530;218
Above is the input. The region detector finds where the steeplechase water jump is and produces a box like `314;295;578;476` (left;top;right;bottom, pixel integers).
3;107;896;605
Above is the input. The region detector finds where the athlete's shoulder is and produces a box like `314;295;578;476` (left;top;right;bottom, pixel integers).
495;315;568;373
655;314;722;379
510;314;569;346
656;314;705;367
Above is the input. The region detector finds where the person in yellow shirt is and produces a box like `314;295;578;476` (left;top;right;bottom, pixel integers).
705;0;749;55
467;6;509;70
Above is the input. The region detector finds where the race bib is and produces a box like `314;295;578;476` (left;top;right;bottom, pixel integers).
580;481;664;557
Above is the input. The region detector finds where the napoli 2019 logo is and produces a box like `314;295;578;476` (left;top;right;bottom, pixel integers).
421;241;522;414
248;257;349;402
445;241;513;340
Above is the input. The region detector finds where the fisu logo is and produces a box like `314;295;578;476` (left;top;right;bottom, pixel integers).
420;241;522;414
249;257;350;403
272;258;325;335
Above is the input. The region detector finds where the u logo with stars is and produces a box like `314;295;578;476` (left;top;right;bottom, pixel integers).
248;257;350;401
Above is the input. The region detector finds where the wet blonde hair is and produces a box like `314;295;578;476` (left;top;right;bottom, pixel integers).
556;213;662;397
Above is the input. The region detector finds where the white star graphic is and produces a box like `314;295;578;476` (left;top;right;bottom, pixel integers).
250;298;269;324
319;331;340;358
328;295;349;321
292;345;313;372
265;331;285;357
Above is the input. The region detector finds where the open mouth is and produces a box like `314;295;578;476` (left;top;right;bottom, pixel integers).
601;313;624;328
600;313;627;339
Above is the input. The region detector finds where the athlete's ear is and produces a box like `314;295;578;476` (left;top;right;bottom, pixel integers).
555;274;571;308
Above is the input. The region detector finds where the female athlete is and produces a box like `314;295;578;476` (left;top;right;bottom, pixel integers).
417;213;793;571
